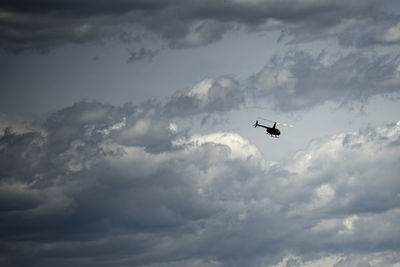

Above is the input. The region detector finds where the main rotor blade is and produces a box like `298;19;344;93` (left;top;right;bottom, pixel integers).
278;122;295;128
257;117;294;127
257;117;275;123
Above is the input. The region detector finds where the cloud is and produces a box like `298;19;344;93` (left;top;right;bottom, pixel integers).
0;0;384;53
378;21;400;43
250;51;400;111
164;76;245;117
0;113;41;135
1;101;400;266
337;17;400;47
127;48;159;63
153;50;400;115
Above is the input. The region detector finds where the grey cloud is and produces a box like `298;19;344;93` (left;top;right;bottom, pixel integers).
164;50;400;114
0;0;384;53
162;49;400;114
1;100;400;266
0;113;41;135
158;50;400;115
334;253;400;267
337;16;400;47
112;101;180;153
251;51;400;111
44;101;179;154
0;128;45;185
164;76;245;117
44;101;121;154
127;48;159;63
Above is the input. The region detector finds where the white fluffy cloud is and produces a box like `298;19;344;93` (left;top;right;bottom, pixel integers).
165;76;245;117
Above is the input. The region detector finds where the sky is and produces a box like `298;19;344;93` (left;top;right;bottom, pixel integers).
1;0;400;266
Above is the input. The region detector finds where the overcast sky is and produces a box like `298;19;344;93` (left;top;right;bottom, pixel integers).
1;1;400;266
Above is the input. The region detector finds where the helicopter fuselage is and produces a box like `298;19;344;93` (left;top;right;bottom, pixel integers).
254;120;280;137
266;127;280;136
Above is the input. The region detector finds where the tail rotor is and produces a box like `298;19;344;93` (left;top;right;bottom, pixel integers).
253;120;258;128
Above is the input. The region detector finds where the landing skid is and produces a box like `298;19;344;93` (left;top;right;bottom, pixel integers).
268;134;279;138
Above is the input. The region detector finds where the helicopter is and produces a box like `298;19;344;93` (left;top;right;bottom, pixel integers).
253;118;294;138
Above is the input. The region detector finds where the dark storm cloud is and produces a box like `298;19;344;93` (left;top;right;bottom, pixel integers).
251;51;400;111
0;0;384;53
1;100;400;266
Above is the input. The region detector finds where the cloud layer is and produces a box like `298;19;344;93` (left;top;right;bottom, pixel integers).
161;50;400;113
0;0;388;53
165;76;244;117
248;50;400;111
1;101;400;266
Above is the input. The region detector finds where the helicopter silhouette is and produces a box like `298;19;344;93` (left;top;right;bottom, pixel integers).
253;118;294;138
